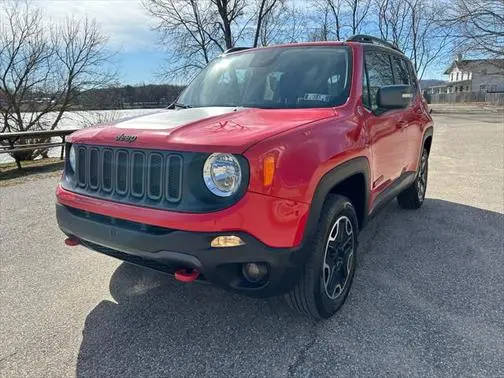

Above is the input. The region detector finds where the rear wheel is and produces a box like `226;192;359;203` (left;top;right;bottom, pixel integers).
285;195;358;320
397;148;429;209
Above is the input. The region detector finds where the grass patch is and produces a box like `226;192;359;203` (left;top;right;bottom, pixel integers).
0;157;64;186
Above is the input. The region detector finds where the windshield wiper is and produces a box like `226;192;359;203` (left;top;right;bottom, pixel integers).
169;102;192;109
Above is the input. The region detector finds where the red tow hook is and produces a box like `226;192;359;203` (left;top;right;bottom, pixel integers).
175;269;200;283
64;236;80;246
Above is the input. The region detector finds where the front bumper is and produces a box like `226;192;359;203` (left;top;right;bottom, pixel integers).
56;203;308;297
56;185;309;248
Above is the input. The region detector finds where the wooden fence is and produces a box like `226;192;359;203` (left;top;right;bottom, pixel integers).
0;129;79;169
428;92;504;105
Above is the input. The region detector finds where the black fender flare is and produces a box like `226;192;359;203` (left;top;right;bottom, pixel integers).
416;126;434;175
300;156;371;247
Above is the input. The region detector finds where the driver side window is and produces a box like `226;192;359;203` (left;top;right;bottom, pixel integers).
364;51;394;111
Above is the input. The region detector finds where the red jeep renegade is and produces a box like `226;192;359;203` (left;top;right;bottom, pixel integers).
56;35;433;319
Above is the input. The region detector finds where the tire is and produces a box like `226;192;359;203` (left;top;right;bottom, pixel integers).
397;148;429;209
285;194;359;320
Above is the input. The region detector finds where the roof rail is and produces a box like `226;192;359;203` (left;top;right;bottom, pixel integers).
223;47;252;54
347;35;402;53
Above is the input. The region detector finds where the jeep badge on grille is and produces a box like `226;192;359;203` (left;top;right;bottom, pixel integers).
116;134;137;143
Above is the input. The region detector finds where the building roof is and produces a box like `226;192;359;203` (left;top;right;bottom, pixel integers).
444;59;504;74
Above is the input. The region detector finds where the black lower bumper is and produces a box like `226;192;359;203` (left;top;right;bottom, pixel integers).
56;204;307;297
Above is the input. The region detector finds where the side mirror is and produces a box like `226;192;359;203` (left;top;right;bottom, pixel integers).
377;85;412;109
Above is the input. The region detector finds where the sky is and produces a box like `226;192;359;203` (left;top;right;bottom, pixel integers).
33;0;446;85
38;0;166;85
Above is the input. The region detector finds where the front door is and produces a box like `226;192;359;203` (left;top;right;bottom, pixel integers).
363;49;407;194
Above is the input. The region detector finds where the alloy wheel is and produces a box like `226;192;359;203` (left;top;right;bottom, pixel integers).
417;152;428;201
322;216;355;300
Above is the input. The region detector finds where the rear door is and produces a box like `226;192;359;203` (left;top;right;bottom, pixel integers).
363;49;406;192
405;60;427;172
390;55;416;171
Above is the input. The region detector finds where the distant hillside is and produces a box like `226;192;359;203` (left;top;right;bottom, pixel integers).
420;79;445;88
74;84;185;110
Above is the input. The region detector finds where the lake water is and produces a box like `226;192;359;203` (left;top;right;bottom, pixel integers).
1;109;163;163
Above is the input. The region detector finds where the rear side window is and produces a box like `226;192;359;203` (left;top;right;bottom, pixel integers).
364;51;394;110
392;57;410;85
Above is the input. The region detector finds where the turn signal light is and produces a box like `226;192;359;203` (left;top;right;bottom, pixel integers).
263;156;275;186
211;235;245;248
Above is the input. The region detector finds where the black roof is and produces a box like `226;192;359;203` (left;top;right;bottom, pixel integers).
347;35;403;54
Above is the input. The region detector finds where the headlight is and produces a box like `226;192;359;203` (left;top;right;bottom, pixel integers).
203;153;242;197
68;145;76;172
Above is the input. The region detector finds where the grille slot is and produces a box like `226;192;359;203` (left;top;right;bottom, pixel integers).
72;145;183;206
89;148;99;189
148;153;163;200
102;149;113;192
166;155;182;201
77;147;86;186
131;152;145;197
116;150;129;195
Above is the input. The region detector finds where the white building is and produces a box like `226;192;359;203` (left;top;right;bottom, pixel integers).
428;56;504;94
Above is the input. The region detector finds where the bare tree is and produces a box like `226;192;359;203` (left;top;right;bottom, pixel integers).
144;0;251;78
144;0;300;77
143;0;221;79
0;1;115;166
345;0;371;35
445;0;504;57
309;2;332;41
252;0;284;47
310;0;368;40
211;0;247;49
405;0;453;79
259;3;307;45
326;0;344;40
309;0;344;41
375;0;453;79
376;0;411;47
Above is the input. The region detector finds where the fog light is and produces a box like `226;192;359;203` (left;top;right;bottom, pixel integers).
211;235;245;248
242;262;268;283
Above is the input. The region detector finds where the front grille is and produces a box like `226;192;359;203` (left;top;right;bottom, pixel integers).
72;144;183;205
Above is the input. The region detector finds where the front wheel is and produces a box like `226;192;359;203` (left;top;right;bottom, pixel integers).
285;195;358;320
397;148;429;209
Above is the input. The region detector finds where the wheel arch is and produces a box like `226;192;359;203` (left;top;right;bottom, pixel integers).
423;127;433;155
301;156;371;247
415;126;434;174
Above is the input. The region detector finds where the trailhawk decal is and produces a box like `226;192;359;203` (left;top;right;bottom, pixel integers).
116;107;242;130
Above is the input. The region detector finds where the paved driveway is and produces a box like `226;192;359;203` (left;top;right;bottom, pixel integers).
1;113;503;377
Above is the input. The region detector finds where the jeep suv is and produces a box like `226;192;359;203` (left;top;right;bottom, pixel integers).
56;35;433;319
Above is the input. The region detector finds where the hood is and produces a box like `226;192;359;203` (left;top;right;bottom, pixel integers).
68;106;336;154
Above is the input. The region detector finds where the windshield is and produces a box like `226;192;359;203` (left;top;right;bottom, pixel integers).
177;46;352;109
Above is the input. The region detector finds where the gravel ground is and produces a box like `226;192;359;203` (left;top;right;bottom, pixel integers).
1;112;503;377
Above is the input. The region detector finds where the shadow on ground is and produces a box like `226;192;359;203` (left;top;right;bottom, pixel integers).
76;199;504;377
0;159;63;183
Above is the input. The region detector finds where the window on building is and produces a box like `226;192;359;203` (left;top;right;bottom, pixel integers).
456;72;459;81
